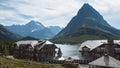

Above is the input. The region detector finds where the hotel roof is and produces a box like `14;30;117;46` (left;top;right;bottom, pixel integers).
79;40;120;51
89;55;120;68
15;40;54;48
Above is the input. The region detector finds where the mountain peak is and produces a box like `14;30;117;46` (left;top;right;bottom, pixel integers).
82;3;91;8
27;20;43;26
54;3;120;43
30;20;36;22
81;3;95;11
29;20;41;24
26;20;45;29
6;20;62;39
76;3;110;27
78;3;97;16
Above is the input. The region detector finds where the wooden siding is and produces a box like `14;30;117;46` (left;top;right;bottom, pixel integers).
13;43;57;62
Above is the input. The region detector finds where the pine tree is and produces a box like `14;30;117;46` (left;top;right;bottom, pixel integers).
3;47;9;56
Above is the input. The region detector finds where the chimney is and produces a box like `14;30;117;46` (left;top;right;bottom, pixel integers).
105;39;115;57
104;54;109;66
107;39;113;44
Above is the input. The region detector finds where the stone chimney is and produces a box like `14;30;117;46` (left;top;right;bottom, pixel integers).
105;39;115;57
107;39;113;44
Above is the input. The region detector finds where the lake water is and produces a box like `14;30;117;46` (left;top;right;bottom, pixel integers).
56;44;80;56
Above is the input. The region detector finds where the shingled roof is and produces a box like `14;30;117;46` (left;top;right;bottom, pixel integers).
89;55;120;68
79;40;120;51
15;40;55;49
16;40;38;47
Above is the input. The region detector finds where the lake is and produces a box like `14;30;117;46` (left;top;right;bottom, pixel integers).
56;44;80;56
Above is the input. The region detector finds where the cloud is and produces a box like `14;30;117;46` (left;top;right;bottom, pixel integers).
0;0;120;29
90;0;120;29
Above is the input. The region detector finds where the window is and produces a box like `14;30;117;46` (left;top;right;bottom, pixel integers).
83;52;89;56
96;48;101;52
115;48;120;53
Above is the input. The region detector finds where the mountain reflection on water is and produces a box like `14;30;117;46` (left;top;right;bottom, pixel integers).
56;44;80;56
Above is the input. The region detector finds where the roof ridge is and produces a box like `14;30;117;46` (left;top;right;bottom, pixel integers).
109;56;120;65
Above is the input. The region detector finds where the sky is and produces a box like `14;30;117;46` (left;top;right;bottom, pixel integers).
0;0;120;29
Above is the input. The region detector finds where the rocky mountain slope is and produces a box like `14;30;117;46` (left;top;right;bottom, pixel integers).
51;3;120;44
0;24;21;40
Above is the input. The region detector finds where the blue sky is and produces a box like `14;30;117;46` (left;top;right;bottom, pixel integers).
0;0;120;29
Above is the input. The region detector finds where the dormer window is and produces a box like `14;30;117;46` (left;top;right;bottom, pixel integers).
82;46;90;51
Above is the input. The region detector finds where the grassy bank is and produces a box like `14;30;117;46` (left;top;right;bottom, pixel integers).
0;56;63;68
